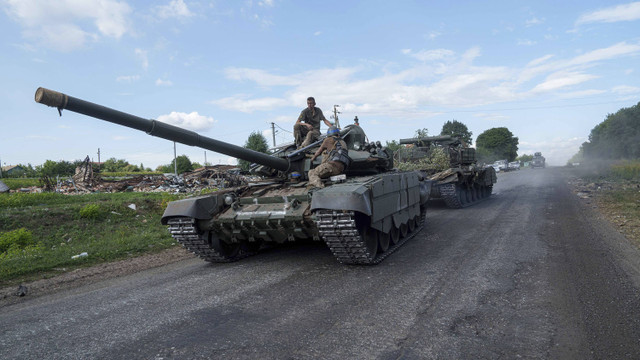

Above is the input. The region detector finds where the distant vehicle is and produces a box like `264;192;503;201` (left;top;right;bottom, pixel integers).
508;161;520;170
493;159;509;172
531;152;546;169
490;164;501;173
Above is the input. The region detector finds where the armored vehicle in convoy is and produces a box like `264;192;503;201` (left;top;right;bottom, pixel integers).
397;136;496;208
531;152;546;169
35;87;432;265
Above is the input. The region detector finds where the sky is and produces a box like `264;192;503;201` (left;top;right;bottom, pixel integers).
1;0;639;169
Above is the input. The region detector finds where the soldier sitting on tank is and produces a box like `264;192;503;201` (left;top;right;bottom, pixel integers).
307;126;351;189
294;97;333;149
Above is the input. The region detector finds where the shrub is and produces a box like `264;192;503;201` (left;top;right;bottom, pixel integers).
0;228;35;253
610;160;640;180
79;203;102;219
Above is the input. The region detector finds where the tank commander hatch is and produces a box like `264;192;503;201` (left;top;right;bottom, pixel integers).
307;126;351;189
294;96;333;149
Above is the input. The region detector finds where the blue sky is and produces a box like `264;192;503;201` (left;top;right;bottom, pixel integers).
1;0;639;169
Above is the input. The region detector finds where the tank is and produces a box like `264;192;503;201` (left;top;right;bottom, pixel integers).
397;135;496;208
35;87;432;265
531;152;546;169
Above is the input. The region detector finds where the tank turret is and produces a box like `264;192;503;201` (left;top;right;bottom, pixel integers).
35;87;431;265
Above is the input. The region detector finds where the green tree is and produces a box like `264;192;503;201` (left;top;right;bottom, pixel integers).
385;140;402;152
476;127;519;162
37;160;76;177
157;155;193;174
441;120;473;146
580;101;640;160
414;128;429;138
516;154;533;165
238;131;269;171
102;158;131;172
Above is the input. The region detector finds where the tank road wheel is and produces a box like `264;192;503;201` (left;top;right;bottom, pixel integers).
469;185;478;203
407;217;416;233
456;185;467;206
399;222;409;238
362;227;379;260
378;231;390;253
389;226;400;245
210;233;241;259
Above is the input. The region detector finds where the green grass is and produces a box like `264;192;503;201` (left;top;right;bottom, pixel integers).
1;178;41;190
610;160;640;180
0;191;184;285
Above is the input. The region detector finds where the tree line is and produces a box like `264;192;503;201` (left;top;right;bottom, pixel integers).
571;101;640;162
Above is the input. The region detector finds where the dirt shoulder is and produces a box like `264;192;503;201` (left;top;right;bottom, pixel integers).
0;246;195;307
567;174;640;248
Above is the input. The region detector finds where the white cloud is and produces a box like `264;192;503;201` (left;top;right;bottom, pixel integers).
517;39;537;46
155;79;173;86
212;97;288;113
259;0;275;7
612;85;640;94
116;75;140;82
314;31;322;36
211;41;640;115
525;17;543;26
568;42;640;66
157;112;216;131
576;2;640;25
427;31;441;40
154;0;193;19
135;48;149;70
3;0;131;51
403;48;455;62
224;68;301;86
531;71;599;92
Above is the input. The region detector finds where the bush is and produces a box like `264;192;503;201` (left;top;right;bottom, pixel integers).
79;203;102;219
0;228;35;253
610;161;640;180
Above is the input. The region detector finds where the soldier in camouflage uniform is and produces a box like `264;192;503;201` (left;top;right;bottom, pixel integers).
308;126;351;188
294;97;333;148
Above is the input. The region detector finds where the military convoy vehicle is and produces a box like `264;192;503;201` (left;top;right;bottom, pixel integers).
531;152;546;169
397;136;496;208
35;87;432;265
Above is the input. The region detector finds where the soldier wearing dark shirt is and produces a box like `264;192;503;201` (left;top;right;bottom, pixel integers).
294;97;332;148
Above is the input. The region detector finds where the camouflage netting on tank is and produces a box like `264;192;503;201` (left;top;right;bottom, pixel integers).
395;147;450;171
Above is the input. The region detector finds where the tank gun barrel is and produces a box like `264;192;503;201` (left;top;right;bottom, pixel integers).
34;87;290;172
399;135;454;145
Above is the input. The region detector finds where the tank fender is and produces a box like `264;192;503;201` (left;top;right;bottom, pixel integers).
161;193;227;224
310;184;372;215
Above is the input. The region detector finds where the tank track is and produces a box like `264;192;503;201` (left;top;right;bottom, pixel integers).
167;217;255;263
438;183;492;209
316;210;425;265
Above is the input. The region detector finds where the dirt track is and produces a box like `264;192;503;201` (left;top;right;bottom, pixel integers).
2;168;640;359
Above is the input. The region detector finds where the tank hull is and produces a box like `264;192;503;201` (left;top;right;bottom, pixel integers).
163;172;431;264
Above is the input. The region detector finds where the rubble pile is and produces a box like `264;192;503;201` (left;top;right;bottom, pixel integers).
9;166;255;194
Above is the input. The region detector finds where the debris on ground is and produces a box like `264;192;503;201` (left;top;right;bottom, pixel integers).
8;165;257;194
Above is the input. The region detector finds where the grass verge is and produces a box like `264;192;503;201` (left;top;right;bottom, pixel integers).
0;191;183;286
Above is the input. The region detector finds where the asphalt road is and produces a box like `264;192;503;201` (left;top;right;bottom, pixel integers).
2;168;640;359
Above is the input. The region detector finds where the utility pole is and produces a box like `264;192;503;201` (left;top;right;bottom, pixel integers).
271;122;277;147
0;156;3;178
331;105;341;128
204;151;207;166
97;148;101;171
173;142;178;176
